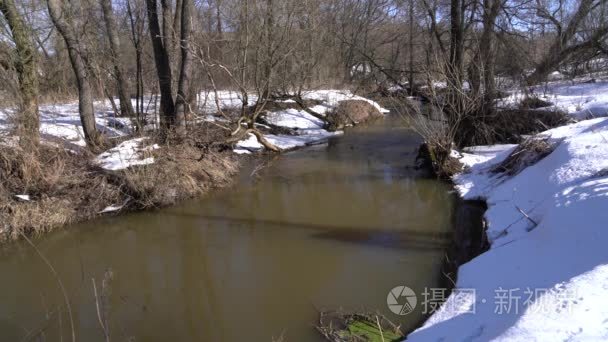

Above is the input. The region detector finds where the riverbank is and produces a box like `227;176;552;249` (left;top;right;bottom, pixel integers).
0;132;239;241
0;107;449;342
0;90;388;242
407;79;608;341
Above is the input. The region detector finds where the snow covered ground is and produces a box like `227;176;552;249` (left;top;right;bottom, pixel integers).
0;90;388;166
0;101;133;147
407;82;608;341
95;137;159;171
502;79;608;120
233;89;389;154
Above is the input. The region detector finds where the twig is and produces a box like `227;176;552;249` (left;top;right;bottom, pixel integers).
92;278;110;342
516;205;539;231
18;231;75;342
375;315;385;342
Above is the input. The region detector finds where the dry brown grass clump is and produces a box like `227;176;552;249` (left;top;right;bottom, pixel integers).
117;142;238;208
326;100;383;131
0;145;122;240
491;138;554;176
112;126;239;209
0;125;239;242
416;142;464;179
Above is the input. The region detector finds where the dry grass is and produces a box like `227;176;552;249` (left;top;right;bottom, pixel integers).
460;107;570;146
416;142;464;179
520;96;553;109
491;138;555;176
0;125;239;242
117;142;238;208
0;145;121;240
326;99;383;131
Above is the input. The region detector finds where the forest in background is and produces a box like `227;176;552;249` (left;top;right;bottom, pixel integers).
0;0;606;150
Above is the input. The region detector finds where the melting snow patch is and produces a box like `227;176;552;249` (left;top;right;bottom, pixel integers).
99;198;131;214
502;80;608;120
235;133;264;152
232;90;384;154
234;130;341;153
264;109;325;129
301;89;390;114
96;138;160;171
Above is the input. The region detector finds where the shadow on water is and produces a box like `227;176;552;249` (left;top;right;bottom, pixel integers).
162;212;452;251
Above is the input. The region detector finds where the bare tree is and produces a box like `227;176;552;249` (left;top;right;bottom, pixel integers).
126;0;146;123
100;0;135;118
146;0;176;129
527;0;608;85
175;0;193;130
47;0;101;147
0;0;39;150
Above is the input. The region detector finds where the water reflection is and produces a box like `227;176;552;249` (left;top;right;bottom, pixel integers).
0;115;454;341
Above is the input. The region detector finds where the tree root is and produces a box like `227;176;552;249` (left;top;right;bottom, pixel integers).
228;109;282;152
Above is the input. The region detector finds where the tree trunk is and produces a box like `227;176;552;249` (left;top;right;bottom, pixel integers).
448;0;464;88
526;0;603;85
126;0;145;126
175;0;193;132
146;0;176;129
408;0;415;94
0;0;40;150
100;0;135;118
526;26;608;85
445;0;466;131
260;0;274;102
479;0;501;102
215;0;223;38
47;0;101;147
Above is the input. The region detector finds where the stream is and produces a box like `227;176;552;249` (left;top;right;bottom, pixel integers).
0;115;458;341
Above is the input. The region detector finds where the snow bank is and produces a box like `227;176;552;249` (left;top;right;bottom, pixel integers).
407;117;608;341
95;138;159;171
503;80;608;120
264;108;325;129
233;90;388;153
235;130;341;153
301;89;390;114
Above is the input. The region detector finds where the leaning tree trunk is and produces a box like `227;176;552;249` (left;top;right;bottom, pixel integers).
100;0;135;118
526;0;601;85
146;0;176;129
47;0;101;147
0;0;40;150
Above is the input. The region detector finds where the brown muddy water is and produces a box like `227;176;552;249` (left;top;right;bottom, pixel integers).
0;115;457;341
